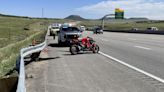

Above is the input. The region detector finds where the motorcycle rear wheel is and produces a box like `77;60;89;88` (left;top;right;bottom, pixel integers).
93;44;99;53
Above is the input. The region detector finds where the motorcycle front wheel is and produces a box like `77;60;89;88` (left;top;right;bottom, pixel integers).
70;45;79;55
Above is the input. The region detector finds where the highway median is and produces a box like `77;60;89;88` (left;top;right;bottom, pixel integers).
103;30;164;35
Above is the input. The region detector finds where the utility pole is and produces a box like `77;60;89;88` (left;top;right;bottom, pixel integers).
42;8;44;18
41;8;46;32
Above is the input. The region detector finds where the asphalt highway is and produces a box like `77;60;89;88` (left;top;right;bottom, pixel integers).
35;31;164;92
90;32;164;80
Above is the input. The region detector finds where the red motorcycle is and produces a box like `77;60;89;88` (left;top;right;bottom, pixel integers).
70;36;99;55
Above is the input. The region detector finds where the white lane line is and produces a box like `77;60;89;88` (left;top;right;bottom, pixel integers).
128;38;137;41
99;51;164;83
101;38;108;41
134;46;152;50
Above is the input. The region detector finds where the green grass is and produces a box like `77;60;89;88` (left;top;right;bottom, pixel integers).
0;16;69;77
0;16;69;48
0;31;46;77
0;17;39;47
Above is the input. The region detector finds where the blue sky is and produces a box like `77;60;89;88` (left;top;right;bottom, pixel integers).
0;0;102;18
0;0;164;19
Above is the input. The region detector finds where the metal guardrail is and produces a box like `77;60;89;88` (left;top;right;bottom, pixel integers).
16;26;50;92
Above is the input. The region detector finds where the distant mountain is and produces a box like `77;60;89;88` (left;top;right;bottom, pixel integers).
65;15;86;21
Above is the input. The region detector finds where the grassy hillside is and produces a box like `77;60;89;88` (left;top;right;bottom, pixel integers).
0;15;68;77
0;16;47;77
0;17;36;47
0;31;46;77
0;16;71;47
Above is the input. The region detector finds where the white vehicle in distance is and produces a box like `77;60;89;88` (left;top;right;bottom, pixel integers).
49;23;61;39
80;26;86;32
146;27;159;31
58;24;82;45
131;28;139;31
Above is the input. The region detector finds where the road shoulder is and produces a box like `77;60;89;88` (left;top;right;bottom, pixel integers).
25;50;49;92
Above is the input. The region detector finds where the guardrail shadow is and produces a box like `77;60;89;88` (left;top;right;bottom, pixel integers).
48;43;70;48
63;52;95;56
38;56;60;62
24;56;60;65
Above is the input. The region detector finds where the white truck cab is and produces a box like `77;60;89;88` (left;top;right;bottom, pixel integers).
147;27;159;31
49;23;61;39
80;26;86;31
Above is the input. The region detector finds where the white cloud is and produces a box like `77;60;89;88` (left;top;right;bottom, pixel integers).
76;0;164;20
